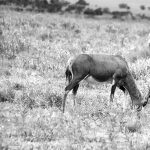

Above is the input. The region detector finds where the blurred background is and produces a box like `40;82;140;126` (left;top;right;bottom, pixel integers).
0;0;150;20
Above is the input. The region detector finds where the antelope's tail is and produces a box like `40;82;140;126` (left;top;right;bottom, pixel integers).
65;57;74;83
65;66;72;83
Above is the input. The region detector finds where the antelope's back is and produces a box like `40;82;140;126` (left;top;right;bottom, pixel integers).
89;54;128;71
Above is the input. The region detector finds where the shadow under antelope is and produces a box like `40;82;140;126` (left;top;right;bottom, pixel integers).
63;54;149;113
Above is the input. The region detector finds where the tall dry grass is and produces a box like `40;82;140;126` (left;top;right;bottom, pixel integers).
0;7;150;150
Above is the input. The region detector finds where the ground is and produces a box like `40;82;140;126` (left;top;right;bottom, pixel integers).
1;6;150;150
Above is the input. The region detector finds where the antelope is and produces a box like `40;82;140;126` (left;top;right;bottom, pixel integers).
63;54;149;112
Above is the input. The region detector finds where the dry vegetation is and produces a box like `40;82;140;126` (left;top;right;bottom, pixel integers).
1;6;150;150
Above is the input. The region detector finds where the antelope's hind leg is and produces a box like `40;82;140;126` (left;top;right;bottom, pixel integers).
110;79;117;102
63;90;70;113
63;76;84;113
72;84;79;106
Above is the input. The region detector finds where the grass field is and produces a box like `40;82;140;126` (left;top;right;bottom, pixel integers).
1;6;150;150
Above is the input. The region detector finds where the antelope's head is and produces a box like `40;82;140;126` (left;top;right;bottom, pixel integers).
136;87;150;111
143;87;150;107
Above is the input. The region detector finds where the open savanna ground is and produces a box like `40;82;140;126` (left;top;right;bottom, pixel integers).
1;6;150;150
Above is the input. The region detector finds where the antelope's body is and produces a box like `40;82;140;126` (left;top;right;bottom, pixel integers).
63;54;148;112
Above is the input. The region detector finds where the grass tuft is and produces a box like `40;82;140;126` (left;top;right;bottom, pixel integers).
45;92;62;109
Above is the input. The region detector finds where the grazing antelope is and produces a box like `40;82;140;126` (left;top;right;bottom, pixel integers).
63;54;149;112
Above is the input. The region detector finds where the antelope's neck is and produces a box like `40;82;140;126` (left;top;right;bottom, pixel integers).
124;73;142;105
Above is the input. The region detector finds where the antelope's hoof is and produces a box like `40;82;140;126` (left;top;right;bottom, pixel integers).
110;98;113;102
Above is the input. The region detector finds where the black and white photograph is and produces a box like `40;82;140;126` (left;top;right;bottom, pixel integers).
0;0;150;149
